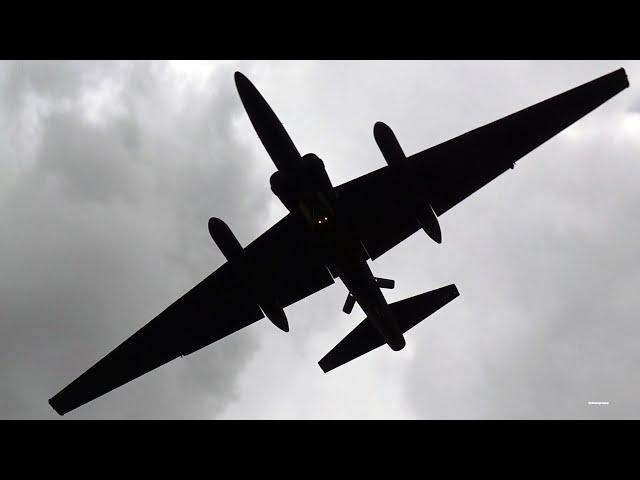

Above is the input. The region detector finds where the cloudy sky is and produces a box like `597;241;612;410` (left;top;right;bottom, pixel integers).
1;60;638;419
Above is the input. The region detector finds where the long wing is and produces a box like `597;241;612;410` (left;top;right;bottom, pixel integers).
336;68;629;260
49;212;333;415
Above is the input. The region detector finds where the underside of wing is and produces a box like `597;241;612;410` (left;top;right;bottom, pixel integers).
49;212;334;415
243;211;335;307
49;262;262;415
415;67;629;216
335;68;629;260
336;166;416;260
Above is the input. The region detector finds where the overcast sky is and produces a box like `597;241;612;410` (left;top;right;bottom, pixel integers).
1;60;638;419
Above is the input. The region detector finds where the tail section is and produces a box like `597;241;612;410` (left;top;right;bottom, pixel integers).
319;284;459;373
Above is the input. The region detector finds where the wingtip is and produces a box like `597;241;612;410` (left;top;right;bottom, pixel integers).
48;396;65;416
318;359;331;373
610;67;629;89
620;67;630;88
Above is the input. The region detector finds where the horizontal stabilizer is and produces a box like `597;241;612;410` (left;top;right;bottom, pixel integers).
319;284;459;373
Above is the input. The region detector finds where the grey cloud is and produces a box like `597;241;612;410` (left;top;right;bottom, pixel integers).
34;111;141;203
0;60;269;418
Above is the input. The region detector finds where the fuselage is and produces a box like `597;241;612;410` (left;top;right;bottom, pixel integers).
315;209;406;351
235;71;405;351
280;158;405;351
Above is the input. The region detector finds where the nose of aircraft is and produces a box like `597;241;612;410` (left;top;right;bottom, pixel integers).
233;71;253;98
234;71;301;171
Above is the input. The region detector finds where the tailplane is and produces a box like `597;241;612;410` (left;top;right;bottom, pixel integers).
319;284;459;373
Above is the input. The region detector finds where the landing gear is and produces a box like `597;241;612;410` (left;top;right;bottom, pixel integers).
342;277;395;314
342;293;356;314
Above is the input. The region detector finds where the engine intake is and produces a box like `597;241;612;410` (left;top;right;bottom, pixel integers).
374;121;442;244
270;170;297;209
270;153;335;213
208;217;243;262
208;217;289;332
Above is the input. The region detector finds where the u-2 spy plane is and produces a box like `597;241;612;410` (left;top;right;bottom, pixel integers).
49;67;629;415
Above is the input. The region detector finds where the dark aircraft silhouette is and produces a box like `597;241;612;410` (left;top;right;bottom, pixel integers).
49;67;629;416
